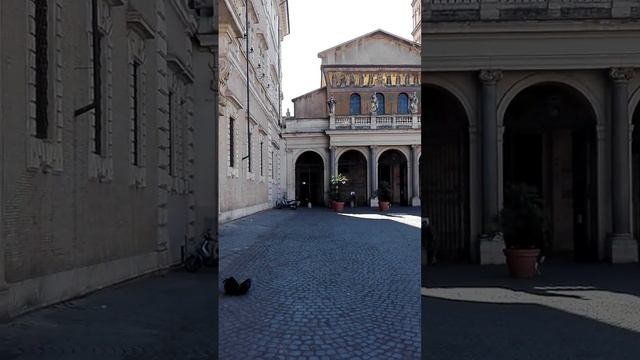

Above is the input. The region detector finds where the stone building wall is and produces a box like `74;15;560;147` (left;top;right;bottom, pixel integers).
0;0;217;320
218;0;289;222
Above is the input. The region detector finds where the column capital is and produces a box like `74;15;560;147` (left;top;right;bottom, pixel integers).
479;70;503;84
329;146;337;151
610;67;635;82
411;144;420;150
369;145;378;150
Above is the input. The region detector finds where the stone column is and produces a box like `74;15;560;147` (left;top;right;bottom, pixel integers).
369;145;378;207
479;70;502;233
329;146;336;178
411;144;421;206
608;67;638;263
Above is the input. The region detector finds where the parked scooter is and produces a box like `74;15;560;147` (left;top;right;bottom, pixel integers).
275;195;299;209
185;228;217;273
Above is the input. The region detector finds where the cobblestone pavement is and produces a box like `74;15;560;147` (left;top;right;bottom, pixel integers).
0;267;217;360
219;207;421;359
422;263;640;360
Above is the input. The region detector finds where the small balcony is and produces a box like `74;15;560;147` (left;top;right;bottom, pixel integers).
330;114;421;130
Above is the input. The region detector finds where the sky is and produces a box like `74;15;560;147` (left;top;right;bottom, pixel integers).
280;0;415;116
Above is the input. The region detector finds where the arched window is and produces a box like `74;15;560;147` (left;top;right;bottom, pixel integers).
376;93;385;115
350;93;361;115
397;93;409;114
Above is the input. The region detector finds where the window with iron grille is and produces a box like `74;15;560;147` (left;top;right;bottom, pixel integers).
132;61;140;166
35;0;49;139
248;127;252;173
93;30;104;155
229;118;235;168
168;91;174;175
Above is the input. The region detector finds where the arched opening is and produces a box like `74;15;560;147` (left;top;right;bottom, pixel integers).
295;151;325;207
397;93;409;114
375;93;385;115
503;82;597;261
421;84;470;261
378;149;408;206
337;150;368;206
632;103;640;244
350;93;361;115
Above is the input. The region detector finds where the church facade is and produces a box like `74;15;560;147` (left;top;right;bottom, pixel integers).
283;30;421;209
421;0;640;263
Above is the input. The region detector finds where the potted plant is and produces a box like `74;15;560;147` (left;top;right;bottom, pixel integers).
376;181;392;211
500;183;547;278
326;191;334;209
330;173;348;212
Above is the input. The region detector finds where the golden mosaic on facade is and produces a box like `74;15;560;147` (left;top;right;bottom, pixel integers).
327;71;420;88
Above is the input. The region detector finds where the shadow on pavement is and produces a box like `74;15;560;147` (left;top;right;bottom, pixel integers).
0;267;218;360
422;263;640;360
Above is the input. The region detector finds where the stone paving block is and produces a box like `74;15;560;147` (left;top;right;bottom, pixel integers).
219;208;421;359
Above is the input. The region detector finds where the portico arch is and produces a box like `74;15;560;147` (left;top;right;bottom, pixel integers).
377;149;408;206
498;74;604;127
337;149;368;206
503;82;598;261
422;84;470;261
295;151;325;207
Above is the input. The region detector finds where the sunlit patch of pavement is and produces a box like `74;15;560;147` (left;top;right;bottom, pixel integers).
422;285;640;333
337;212;422;228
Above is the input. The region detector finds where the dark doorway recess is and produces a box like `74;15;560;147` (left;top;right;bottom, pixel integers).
503;83;597;262
337;150;368;206
295;151;324;207
378;149;408;206
421;84;470;262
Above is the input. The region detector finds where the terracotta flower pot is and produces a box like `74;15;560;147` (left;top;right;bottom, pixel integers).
328;200;334;209
503;248;541;278
334;201;345;212
379;201;390;211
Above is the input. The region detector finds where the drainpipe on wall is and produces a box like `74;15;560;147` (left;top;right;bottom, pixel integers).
242;0;251;168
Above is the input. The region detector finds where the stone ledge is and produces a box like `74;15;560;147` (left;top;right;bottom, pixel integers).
0;252;163;322
608;234;639;263
220;202;272;224
479;237;506;265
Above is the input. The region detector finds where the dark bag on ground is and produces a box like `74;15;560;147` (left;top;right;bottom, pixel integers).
223;277;252;295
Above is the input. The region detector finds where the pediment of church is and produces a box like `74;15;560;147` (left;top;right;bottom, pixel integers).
318;29;420;66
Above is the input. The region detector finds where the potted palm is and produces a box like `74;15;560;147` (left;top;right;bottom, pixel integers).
330;173;348;212
500;183;547;278
376;181;392;211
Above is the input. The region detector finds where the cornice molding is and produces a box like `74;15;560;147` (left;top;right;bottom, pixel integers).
127;11;155;39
